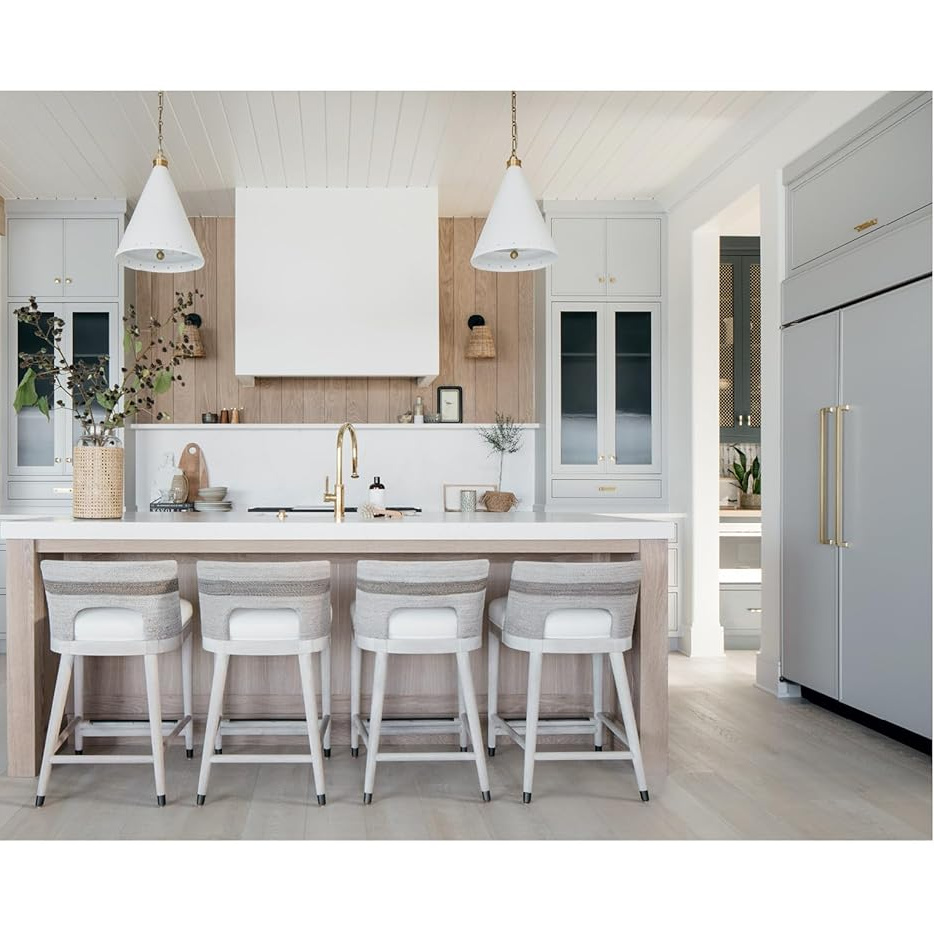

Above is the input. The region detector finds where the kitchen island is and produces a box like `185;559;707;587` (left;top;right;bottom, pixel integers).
1;511;673;780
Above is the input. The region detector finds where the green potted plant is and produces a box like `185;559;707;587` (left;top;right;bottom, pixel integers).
13;290;202;518
476;412;524;512
730;445;761;509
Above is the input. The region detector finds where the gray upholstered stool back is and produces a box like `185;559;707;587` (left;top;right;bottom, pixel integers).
354;560;490;640
197;561;331;641
41;560;183;643
504;561;642;640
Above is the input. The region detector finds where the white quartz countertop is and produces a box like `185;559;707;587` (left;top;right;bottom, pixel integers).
0;511;675;543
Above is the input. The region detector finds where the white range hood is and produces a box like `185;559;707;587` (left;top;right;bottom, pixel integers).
235;187;439;381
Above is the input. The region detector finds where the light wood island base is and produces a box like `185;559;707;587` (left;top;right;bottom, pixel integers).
3;516;670;783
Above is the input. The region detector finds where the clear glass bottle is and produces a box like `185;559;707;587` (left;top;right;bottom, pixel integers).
413;396;424;424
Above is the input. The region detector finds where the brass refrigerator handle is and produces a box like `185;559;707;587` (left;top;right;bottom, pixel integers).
835;404;850;548
819;406;835;545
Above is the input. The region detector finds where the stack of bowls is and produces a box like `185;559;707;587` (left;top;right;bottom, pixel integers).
194;486;231;512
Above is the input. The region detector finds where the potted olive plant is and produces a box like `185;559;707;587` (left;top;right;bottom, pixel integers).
730;445;761;509
13;291;202;518
477;412;524;512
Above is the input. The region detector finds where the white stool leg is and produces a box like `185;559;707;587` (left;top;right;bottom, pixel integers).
609;651;649;801
363;651;388;804
143;654;167;807
298;652;328;806
522;648;543;803
487;627;500;756
197;652;229;805
181;631;194;758
350;638;361;757
321;641;332;757
592;653;605;751
456;651;491;801
72;655;85;754
35;654;74;806
457;656;468;751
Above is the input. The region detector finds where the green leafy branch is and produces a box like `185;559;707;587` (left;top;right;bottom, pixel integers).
13;290;203;444
731;445;761;495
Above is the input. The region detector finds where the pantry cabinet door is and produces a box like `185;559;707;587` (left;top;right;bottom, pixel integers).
550;218;606;296
606;218;661;297
7;218;64;298
64;218;120;298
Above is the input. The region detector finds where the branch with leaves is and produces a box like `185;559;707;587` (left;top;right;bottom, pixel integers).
477;412;524;490
13;290;203;444
731;445;761;494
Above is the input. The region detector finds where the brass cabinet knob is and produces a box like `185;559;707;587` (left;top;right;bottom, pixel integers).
598;276;606;284
55;457;62;463
65;457;72;464
65;277;73;285
598;454;605;462
609;454;616;463
609;276;617;284
54;277;61;284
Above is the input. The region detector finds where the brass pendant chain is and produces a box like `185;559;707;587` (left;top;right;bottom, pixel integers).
153;90;168;167
507;90;522;167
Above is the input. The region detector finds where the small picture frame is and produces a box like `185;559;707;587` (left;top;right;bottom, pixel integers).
437;386;463;423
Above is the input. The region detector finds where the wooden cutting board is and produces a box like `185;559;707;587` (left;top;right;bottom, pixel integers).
178;442;209;503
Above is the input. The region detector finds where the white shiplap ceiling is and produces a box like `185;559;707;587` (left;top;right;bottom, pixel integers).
0;91;799;215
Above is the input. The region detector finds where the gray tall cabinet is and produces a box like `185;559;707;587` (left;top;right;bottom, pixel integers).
781;92;932;739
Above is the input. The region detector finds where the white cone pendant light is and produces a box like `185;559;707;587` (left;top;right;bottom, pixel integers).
471;91;557;272
116;91;204;273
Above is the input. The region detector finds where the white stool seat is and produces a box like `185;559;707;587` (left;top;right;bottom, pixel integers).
228;607;300;640
74;598;194;641
487;596;612;638
350;601;459;638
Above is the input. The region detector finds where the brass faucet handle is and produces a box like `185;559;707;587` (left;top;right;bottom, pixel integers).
323;475;334;501
350;470;360;480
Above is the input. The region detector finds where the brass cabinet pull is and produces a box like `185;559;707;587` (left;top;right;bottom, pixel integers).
53;487;72;494
597;485;617;492
835;404;850;547
819;406;834;545
853;218;878;233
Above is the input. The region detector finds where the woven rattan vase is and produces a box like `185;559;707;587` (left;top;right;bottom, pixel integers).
72;446;124;519
481;491;518;512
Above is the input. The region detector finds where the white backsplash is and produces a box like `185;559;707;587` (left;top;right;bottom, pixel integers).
129;424;539;513
720;442;760;478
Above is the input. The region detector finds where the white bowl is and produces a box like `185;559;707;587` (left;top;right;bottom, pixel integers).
198;486;228;502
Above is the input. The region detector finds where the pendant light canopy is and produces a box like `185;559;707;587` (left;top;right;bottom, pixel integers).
115;91;204;273
471;91;557;273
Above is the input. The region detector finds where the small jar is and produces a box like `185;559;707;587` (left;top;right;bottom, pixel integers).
232;407;242;424
170;469;189;504
219;408;230;424
413;396;424;425
460;489;477;513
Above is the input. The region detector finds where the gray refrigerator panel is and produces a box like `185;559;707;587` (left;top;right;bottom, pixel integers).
781;312;840;697
839;277;932;737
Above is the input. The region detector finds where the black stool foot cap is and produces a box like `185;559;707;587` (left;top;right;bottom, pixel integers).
487;747;496;757
481;790;491;802
324;748;331;758
523;792;532;804
156;794;166;807
74;749;83;755
196;794;206;806
594;745;603;752
363;792;373;805
215;747;222;755
186;748;194;759
640;790;650;802
35;795;45;808
317;794;326;806
351;747;360;758
460;746;468;753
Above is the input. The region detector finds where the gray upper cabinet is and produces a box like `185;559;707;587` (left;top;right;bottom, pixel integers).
787;94;932;271
550;216;661;297
7;217;119;299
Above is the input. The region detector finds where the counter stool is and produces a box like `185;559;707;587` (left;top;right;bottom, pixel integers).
486;560;649;803
350;559;491;804
195;561;332;806
36;560;194;808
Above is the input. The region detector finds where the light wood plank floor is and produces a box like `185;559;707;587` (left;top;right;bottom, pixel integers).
0;652;929;840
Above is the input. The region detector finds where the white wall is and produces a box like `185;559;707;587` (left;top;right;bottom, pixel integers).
130;423;539;514
664;91;886;691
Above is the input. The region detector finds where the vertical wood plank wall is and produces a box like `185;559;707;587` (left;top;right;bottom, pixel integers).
0;194;5;232
134;217;535;424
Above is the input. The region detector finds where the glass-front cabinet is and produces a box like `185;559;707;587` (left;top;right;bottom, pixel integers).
6;301;120;477
552;302;661;475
